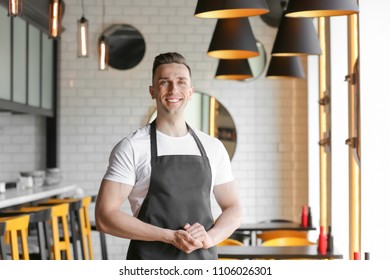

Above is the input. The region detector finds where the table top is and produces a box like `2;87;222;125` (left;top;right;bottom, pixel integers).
0;183;78;209
238;222;316;232
217;245;343;260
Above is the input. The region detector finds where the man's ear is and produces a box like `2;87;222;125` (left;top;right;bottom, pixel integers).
149;86;155;99
188;86;195;100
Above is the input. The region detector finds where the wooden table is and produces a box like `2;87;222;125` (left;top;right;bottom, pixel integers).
0;183;78;209
217;245;343;260
237;222;316;245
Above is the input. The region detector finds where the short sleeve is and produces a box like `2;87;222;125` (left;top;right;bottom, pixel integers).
103;138;136;186
214;140;234;185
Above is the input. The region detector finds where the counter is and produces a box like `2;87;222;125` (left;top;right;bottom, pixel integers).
0;183;78;209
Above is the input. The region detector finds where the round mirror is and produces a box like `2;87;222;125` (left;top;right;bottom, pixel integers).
102;24;146;70
242;40;267;82
149;92;237;159
260;0;287;28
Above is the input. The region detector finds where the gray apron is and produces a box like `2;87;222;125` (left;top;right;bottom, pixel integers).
126;120;217;260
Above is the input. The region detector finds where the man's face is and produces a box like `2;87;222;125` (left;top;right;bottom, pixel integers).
149;63;194;118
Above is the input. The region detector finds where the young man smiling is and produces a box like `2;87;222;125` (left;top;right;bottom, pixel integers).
95;52;242;260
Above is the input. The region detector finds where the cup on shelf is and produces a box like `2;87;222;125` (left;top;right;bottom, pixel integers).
45;168;63;186
0;182;6;193
32;170;46;187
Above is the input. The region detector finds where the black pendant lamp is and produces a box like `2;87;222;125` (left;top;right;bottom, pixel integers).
285;0;359;18
195;0;269;18
215;59;253;80
208;18;259;59
271;14;321;56
266;56;305;79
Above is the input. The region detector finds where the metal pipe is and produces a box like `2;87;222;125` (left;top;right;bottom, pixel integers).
318;17;332;232
347;6;361;260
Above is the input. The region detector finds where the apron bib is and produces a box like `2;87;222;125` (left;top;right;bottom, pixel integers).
126;120;217;260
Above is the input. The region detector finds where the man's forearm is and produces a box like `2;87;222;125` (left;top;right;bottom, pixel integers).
207;203;242;246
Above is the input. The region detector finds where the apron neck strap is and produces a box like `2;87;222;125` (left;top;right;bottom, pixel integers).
150;120;207;157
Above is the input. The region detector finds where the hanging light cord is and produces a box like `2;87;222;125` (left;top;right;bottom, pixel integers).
102;0;105;31
81;0;85;17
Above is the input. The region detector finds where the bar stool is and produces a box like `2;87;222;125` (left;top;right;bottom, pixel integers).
0;208;52;260
0;221;6;260
0;215;30;260
43;196;94;260
91;195;108;260
22;203;71;260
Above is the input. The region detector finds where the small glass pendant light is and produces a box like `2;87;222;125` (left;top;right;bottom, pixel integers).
98;35;108;71
8;0;22;16
77;0;88;57
49;0;63;38
98;0;108;70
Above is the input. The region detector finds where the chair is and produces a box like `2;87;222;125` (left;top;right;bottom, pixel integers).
217;238;244;260
257;230;308;243
0;215;30;260
217;238;245;246
22;203;72;260
261;237;316;247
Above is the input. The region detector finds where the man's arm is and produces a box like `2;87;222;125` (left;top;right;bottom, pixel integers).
185;180;242;248
95;179;202;253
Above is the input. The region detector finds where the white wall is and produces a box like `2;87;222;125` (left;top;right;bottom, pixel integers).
308;1;390;259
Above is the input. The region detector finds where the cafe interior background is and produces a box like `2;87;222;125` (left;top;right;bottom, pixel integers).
0;0;389;260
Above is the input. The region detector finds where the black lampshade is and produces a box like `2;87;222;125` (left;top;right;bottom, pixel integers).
286;0;359;18
266;56;305;79
195;0;270;18
208;18;259;59
215;59;253;80
271;14;321;56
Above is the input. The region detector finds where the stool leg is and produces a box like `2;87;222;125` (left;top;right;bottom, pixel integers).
99;232;108;260
69;211;79;260
0;238;6;260
37;222;47;260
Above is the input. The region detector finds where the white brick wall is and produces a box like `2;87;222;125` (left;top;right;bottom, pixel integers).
0;0;308;260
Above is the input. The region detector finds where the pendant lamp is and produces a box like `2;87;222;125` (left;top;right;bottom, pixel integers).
208;18;259;59
195;0;269;18
98;35;108;71
266;56;305;79
285;0;359;18
215;59;253;80
7;0;22;16
98;0;108;70
49;0;63;38
271;14;321;56
77;0;88;57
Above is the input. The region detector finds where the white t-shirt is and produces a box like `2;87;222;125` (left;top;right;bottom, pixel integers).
103;124;234;216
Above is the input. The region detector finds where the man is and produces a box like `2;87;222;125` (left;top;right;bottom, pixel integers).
95;52;242;260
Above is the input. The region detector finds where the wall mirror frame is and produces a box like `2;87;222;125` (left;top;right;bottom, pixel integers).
242;40;267;82
148;92;237;160
102;24;146;70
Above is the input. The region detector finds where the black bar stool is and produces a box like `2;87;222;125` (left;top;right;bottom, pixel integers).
0;222;6;260
0;208;52;260
91;195;108;260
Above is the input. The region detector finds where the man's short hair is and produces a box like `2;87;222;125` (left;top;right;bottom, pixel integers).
152;52;192;79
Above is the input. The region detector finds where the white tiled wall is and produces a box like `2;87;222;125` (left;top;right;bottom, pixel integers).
0;112;46;181
0;0;308;260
